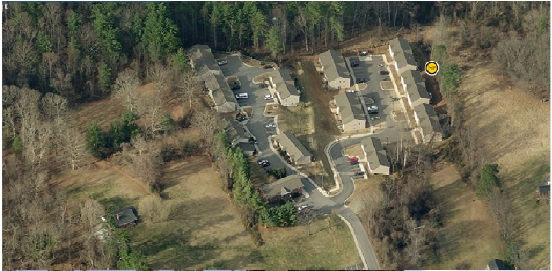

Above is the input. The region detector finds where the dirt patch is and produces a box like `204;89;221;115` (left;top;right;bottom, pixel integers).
343;143;364;159
380;81;394;90
348;177;385;215
429;163;503;269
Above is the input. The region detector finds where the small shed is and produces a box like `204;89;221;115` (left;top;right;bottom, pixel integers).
486;259;505;270
103;206;139;228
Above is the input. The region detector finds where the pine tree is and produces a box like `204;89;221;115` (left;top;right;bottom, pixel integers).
87;121;106;158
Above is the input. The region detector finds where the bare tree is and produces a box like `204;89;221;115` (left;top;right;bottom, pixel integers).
191;109;223;151
140;86;164;135
41;92;68;126
113;68;141;113
138;196;168;223
62;127;86;170
176;69;202;113
130;136;163;189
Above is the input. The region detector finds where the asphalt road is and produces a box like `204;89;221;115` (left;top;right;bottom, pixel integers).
224;54;381;270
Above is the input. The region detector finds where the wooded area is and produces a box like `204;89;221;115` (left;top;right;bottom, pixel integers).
2;1;550;269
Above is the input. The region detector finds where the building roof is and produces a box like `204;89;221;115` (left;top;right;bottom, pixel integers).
361;137;390;170
189;45;220;72
224;118;249;145
402;69;425;85
395;51;417;70
487;259;505;270
270;69;299;99
111;206;138;227
274;131;311;163
205;73;237;107
389;37;413;55
259;175;305;199
414;103;442;136
539;184;550;194
319;49;350;82
236;141;256;153
335;91;366;125
407;82;431;103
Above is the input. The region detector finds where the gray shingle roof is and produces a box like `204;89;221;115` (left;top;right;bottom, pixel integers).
224;118;249;145
274;131;311;164
270;69;299;99
319;49;350;82
361;137;390;170
111;206;138;227
334;91;366;124
389;37;413;55
487;259;505;270
395;51;417;70
205;73;237;107
259;175;304;198
189;45;220;72
414;103;442;135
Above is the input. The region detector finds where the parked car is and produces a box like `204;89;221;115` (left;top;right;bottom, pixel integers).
257;160;269;165
356;77;366;83
350;61;359;67
368;111;379;115
390;97;400;102
264;94;273;100
359;51;369;56
235;93;248;99
263;64;273;69
370;116;381;120
378;64;384;67
235;114;247;121
367;105;379;111
217;60;228;65
261;162;270;168
379;70;390;75
265;123;276;128
298;205;309;211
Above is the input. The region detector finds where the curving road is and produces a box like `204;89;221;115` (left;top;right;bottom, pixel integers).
224;54;383;269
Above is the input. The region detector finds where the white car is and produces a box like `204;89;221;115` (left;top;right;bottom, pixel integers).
217;60;228;65
264;94;273;100
298;205;309;211
265;123;276;128
235;93;248;99
371;116;381;121
367;105;379;111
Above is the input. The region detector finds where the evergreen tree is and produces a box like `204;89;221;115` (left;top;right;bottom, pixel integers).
87;121;106;158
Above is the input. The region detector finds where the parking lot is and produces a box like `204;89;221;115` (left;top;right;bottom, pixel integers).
222;55;296;174
345;55;406;131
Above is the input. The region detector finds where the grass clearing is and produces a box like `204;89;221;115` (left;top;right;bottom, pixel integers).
429;163;503;269
348;176;385;215
295;61;340;188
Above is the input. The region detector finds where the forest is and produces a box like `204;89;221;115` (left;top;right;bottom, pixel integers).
2;1;550;269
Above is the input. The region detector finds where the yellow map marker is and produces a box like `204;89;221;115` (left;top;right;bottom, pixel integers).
425;61;439;76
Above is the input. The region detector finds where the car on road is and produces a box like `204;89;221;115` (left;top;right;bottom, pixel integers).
217;60;228;65
263;64;274;69
379;70;390;75
257;160;269;165
235;93;248;99
367;105;379;111
370;116;381;120
264;94;273;100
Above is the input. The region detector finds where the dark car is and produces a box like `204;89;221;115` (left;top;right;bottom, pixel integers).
231;84;241;90
263;64;273;69
261;162;270;168
350;61;359;67
359;51;369;56
368;111;379;115
379;70;390;75
356;78;366;83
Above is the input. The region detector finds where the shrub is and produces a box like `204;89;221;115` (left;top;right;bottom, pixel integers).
476;164;500;199
12;136;22;155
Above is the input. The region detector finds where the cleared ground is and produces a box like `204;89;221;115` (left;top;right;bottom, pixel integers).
459;63;550;269
429;163;503;269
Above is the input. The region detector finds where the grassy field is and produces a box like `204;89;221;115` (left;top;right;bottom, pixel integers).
61;155;361;270
428;163;504;269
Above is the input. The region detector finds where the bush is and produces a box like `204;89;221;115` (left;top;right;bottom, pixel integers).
12;136;22;155
476;164;500;199
267;167;287;179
